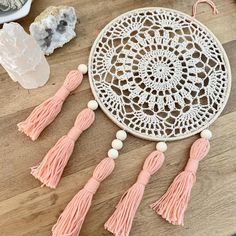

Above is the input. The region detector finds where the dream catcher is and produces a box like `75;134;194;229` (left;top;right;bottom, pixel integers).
17;1;231;236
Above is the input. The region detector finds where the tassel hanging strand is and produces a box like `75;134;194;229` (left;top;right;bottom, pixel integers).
52;157;115;236
52;129;127;236
105;142;166;236
31;102;97;189
17;66;87;141
151;131;211;226
192;0;219;18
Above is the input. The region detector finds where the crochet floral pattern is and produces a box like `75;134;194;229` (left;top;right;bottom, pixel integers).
89;8;231;141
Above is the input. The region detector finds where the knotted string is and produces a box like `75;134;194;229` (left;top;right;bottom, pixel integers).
192;0;219;18
54;86;70;102
137;170;151;186
84;178;101;194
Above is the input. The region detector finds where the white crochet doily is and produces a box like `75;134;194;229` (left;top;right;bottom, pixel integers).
88;8;231;141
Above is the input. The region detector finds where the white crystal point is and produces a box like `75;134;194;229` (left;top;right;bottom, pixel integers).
0;22;50;89
30;6;77;55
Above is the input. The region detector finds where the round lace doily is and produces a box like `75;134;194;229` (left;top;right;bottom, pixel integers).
88;8;231;141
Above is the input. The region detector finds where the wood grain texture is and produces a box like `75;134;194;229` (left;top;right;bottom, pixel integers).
0;0;236;236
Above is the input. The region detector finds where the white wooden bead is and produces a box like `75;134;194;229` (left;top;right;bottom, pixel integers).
87;100;98;110
78;64;88;74
116;130;127;141
112;139;123;150
156;142;167;152
108;148;119;159
200;129;212;140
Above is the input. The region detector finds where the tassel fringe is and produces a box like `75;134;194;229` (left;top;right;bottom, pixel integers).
17;70;83;141
31;136;75;189
52;157;115;236
151;138;210;226
150;172;195;225
31;108;95;189
105;150;165;236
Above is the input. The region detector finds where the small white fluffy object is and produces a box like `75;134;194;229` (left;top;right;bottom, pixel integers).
30;6;77;55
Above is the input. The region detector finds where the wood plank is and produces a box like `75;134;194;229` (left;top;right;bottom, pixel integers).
0;0;236;236
0;110;236;236
1;0;236;117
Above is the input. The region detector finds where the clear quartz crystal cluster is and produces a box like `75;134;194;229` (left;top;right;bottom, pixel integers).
30;6;77;55
0;22;50;89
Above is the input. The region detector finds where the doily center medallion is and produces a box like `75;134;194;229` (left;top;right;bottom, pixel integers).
88;8;231;141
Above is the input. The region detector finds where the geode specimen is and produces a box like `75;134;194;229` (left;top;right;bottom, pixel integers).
30;6;77;55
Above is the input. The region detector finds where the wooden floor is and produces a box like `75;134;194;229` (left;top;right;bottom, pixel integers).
0;0;236;235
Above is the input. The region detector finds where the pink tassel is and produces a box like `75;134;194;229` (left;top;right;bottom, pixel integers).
52;157;115;236
105;150;165;236
151;138;210;226
17;70;83;141
31;108;95;189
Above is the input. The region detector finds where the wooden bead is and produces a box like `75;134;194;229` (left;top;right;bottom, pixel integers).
156;142;167;152
78;64;88;74
200;129;212;140
108;148;119;159
116;130;127;141
112;139;123;150
87;100;98;110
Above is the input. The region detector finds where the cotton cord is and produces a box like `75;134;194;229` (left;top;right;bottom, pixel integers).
31;108;95;189
52;129;127;235
151;138;210;226
17;70;83;141
192;0;219;18
52;157;115;236
105;149;165;236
